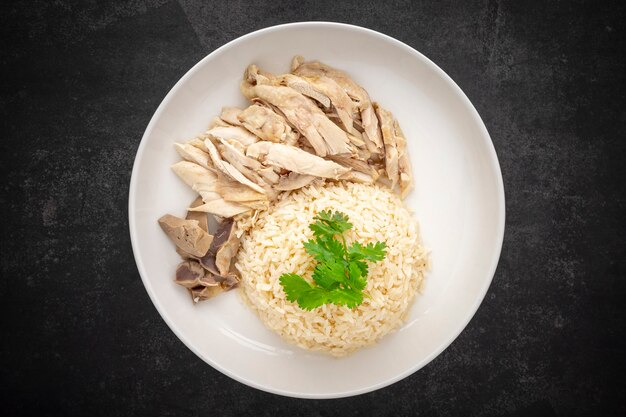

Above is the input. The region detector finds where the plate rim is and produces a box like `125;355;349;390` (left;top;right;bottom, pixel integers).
128;21;506;399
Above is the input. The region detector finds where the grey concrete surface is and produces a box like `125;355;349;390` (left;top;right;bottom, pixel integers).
1;1;624;415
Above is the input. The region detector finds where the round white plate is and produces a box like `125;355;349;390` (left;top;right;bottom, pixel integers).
129;22;505;398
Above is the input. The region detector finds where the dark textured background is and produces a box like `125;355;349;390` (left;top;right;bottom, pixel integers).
1;1;625;416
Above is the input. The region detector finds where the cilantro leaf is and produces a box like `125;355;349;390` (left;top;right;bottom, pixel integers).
351;259;368;277
295;287;331;311
303;236;345;264
312;258;347;289
328;288;363;308
280;273;330;311
348;261;367;291
348;241;387;262
309;210;353;238
279;211;387;311
280;273;314;302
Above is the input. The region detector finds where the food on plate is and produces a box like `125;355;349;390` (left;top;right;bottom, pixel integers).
291;55;384;155
237;182;427;356
157;56;428;355
158;214;213;257
279;210;387;310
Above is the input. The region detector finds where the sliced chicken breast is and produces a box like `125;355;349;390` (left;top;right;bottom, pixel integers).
241;66;353;157
274;172;317;191
219;107;243;126
246;141;350;179
203;137;266;194
374;103;400;189
298;74;354;133
238;104;298;145
174;142;215;172
171;161;250;217
393;119;413;198
292;57;383;155
206;125;259;147
276;74;331;108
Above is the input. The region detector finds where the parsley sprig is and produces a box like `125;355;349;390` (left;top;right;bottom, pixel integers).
279;211;387;310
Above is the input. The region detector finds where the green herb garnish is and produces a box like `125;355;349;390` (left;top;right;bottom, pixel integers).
279;210;387;310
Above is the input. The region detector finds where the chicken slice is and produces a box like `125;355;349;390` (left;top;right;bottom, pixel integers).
207;116;230;129
291;55;305;72
189;200;250;217
246;141;350;179
258;166;280;184
187;136;210;152
292;57;383;155
298;74;354;133
215;173;269;211
276;74;331;108
171;161;219;200
219;107;243;126
203;137;266;194
188;133;244;157
174;142;215;172
346;130;366;148
356;147;372;162
238;104;298;145
241;65;353;157
360;106;383;155
216;137;265;182
339;171;377;184
373;103;399;189
393;119;413;198
217;141;261;170
373;168;391;186
352;116;364;132
274;172;317;191
329;154;379;182
206;125;259;147
249;98;301;145
244;64;274;85
171;161;250;217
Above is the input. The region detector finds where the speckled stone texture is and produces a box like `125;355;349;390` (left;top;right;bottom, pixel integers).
1;1;624;416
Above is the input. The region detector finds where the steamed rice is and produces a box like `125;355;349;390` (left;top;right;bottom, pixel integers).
236;181;428;356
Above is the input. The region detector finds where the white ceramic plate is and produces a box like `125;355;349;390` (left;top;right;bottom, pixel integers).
129;22;505;398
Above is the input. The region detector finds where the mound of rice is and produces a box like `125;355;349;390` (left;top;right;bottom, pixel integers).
236;182;428;356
